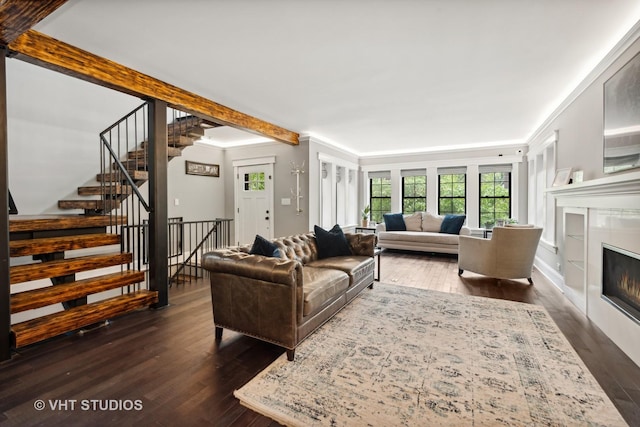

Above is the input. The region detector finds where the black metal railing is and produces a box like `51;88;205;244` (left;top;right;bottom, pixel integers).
99;103;219;290
120;218;232;284
169;218;233;285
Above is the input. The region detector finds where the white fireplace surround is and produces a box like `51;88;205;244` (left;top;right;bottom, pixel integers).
547;170;640;368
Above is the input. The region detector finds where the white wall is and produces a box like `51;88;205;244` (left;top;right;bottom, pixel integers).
222;140;310;241
306;136;361;230
7;59;225;220
359;145;528;228
168;143;226;221
7;60;142;214
528;33;640;286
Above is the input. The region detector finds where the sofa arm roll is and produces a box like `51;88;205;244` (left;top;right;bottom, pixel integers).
202;250;301;286
345;233;377;256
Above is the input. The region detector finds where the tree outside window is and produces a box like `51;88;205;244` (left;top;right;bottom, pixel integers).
438;174;466;215
402;176;426;213
480;172;511;227
244;172;265;191
370;177;391;223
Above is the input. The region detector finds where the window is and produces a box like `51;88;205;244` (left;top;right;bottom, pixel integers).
479;167;511;227
438;168;466;215
243;172;265;191
402;176;426;213
370;176;391;223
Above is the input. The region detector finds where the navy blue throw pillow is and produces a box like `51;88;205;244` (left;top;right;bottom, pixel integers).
383;213;406;231
314;224;352;259
249;234;282;258
440;214;466;234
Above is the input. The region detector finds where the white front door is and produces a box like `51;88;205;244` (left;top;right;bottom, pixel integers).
236;164;273;245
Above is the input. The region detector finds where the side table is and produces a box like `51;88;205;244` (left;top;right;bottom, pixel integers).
373;247;382;281
355;226;377;234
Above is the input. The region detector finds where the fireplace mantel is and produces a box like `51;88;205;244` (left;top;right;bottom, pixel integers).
546;170;640;209
546;170;640;367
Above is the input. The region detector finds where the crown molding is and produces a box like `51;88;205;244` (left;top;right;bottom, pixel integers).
527;20;640;144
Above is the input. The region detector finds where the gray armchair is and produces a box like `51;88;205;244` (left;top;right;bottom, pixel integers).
457;225;543;284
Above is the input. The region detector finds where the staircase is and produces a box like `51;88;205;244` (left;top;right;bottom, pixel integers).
9;215;156;348
57;114;209;215
7;108;221;350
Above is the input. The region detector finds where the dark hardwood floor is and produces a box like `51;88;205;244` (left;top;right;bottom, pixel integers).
1;250;639;426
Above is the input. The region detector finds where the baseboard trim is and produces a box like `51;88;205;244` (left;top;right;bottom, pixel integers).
534;257;564;292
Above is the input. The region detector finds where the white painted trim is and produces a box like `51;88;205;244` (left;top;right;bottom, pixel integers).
534;257;564;292
546;170;640;209
232;156;276;168
360;155;523;173
527;22;640;144
300;134;360;158
538;238;558;254
511;161;520;221
318;152;359;170
527;130;558;157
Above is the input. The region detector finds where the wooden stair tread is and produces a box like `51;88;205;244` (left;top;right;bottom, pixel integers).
10;252;132;284
143;135;195;147
9;215;118;233
58;200;121;210
11;290;158;347
78;185;133;196
10;233;120;257
128;147;182;158
167;120;205;135
11;270;145;313
97;170;148;182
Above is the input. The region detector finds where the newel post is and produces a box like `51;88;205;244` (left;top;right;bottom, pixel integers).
148;99;169;307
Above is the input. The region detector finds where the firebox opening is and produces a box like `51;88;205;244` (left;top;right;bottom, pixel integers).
602;243;640;325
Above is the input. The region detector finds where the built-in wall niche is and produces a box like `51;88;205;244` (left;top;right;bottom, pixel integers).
563;208;588;314
317;154;358;229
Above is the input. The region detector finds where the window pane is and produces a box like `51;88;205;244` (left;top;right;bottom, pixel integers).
452;182;465;197
402;176;427;214
370;177;391;223
479;172;511;225
440;182;452;197
439;173;466;215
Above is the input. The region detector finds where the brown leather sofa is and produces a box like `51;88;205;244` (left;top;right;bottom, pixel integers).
202;232;376;361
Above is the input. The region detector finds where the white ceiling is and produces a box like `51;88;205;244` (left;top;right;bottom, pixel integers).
33;0;640;156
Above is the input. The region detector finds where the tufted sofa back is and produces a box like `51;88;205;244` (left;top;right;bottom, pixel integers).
272;233;318;264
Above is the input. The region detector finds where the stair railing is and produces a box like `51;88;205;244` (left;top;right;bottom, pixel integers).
119;218;232;285
99;102;151;287
99;103;223;288
169;218;233;285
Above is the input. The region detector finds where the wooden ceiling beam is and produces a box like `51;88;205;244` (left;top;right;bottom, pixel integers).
7;30;299;145
0;0;68;45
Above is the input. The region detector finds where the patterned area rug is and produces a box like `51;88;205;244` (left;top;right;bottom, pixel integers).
235;284;627;426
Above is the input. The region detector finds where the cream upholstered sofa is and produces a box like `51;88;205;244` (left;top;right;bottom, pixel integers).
375;212;471;254
457;225;543;283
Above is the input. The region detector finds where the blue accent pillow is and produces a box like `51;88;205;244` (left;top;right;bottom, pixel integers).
314;224;352;259
249;234;282;258
440;214;466;234
383;213;406;231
